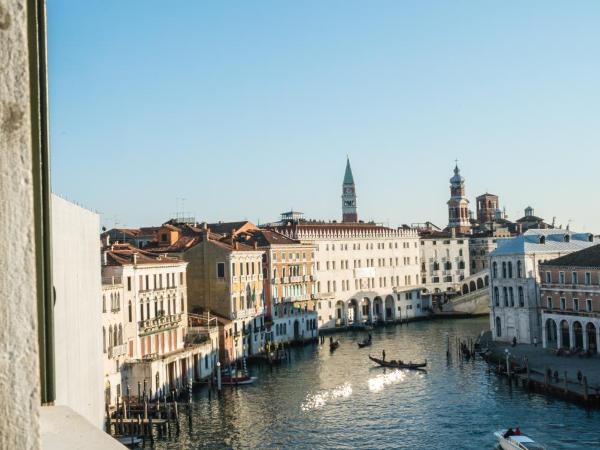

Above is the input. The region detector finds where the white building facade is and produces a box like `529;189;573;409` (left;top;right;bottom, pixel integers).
489;230;596;344
271;223;427;329
419;233;470;297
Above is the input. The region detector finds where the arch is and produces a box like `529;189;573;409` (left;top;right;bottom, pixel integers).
546;319;557;347
573;321;583;349
118;324;123;345
462;284;469;295
508;261;513;278
495;316;502;337
586;323;597;352
360;297;372;323
493;287;499;306
373;296;384;322
476;278;484;289
384;295;395;321
518;286;524;307
516;260;522;278
347;299;358;324
484;275;489;286
335;300;346;326
113;326;118;351
560;320;570;348
469;281;476;292
492;262;498;278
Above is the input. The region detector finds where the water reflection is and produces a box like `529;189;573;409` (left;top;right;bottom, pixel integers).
153;318;598;450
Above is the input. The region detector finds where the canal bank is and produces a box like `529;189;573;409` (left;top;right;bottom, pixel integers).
149;317;599;450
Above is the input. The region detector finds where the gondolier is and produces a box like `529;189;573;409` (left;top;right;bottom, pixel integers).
382;349;386;361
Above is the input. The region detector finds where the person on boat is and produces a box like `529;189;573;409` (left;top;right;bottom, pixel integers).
515;427;521;436
382;349;386;361
577;369;583;384
503;428;515;438
512;336;517;347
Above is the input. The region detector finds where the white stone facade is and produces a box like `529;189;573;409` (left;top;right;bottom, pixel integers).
420;236;470;295
490;230;596;344
273;224;425;329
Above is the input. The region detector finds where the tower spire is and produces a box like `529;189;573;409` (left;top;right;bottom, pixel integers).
342;158;357;223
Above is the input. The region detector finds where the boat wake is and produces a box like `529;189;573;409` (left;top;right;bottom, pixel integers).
367;369;406;392
301;382;353;411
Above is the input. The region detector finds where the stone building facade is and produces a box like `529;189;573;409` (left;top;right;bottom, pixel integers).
539;245;600;353
489;230;596;345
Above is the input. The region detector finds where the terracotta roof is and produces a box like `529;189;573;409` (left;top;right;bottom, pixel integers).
540;244;600;268
240;229;300;247
103;243;185;266
208;221;256;236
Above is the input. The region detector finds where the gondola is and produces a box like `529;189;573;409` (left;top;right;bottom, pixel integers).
368;355;427;370
329;340;340;352
357;340;372;348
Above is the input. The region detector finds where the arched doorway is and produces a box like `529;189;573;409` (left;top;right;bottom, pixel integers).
470;281;476;292
573;321;583;349
385;295;395;321
476;278;484;289
293;320;300;340
335;300;346;326
360;297;371;323
462;284;469;295
495;316;502;337
546;319;557;347
373;297;384;323
586;323;597;352
348;299;358;324
484;275;489;286
560;320;570;348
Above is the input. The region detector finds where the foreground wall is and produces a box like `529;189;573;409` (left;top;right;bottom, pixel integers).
0;1;41;448
51;195;104;428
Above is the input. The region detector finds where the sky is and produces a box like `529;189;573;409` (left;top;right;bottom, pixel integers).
47;1;600;232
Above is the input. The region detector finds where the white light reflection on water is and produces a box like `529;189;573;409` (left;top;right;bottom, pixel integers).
300;382;353;411
367;369;407;392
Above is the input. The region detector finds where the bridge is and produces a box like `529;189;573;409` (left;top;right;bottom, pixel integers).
442;270;491;315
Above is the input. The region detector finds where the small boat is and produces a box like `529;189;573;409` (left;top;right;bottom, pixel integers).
368;355;427;370
494;430;546;450
116;436;143;448
221;374;257;385
330;340;340;352
357;339;372;348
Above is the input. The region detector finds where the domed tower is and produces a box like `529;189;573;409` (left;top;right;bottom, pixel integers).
342;157;358;223
447;163;471;233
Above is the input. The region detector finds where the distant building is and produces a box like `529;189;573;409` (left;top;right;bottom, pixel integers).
516;206;552;233
446;164;471;234
476;193;500;225
102;227;159;248
539;245;600;353
489;229;596;344
418;229;470;305
342;157;358;223
268;219;426;329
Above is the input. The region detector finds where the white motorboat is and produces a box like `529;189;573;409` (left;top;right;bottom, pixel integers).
494;430;547;450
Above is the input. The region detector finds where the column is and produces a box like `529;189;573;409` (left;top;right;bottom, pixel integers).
368;301;374;324
541;317;547;349
583;325;589;351
569;321;575;350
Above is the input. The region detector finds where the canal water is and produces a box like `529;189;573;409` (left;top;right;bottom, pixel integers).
155;317;599;449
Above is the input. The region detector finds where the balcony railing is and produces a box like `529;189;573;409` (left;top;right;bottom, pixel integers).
542;309;600;319
139;313;182;332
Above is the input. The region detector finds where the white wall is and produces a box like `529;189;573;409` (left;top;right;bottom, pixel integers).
52;195;104;428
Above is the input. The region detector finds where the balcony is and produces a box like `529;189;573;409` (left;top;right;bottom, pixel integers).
290;276;302;283
101;276;122;286
138;313;182;333
282;276;289;283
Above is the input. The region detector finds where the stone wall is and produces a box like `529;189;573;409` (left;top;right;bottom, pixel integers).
0;1;41;448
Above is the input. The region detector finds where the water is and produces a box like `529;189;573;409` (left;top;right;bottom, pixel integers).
154;318;600;449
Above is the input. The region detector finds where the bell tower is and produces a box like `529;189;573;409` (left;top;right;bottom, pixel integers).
342;157;358;223
447;162;471;233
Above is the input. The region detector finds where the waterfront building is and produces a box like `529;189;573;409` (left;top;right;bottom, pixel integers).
102;227;159;248
539;245;600;353
269;218;425;329
418;229;470;306
446;164;471;234
237;226;319;344
146;222;266;360
101;242;218;403
489;229;596;344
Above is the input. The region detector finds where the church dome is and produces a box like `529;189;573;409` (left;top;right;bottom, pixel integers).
450;165;464;184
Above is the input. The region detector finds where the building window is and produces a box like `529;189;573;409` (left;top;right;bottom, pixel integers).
127;277;132;291
517;261;522;278
509;287;514;307
217;263;225;278
502;262;507;278
128;301;132;322
494;287;499;306
573;298;579;312
102;295;106;313
558;272;565;284
492;262;498;278
547;297;553;309
545;271;551;283
503;287;508;307
560;297;566;310
508;262;513;278
587;299;592;312
102;327;106;353
585;272;591;285
572;272;578;285
518;287;524;307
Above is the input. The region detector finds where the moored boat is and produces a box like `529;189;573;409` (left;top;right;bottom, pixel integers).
357;340;372;348
221;374;257;385
494;430;546;450
368;355;427;370
330;340;340;352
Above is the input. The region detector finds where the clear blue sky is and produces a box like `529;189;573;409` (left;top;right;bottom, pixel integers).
48;1;600;232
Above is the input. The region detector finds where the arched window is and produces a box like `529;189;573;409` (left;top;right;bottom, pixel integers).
118;324;123;345
113;327;118;349
140;303;144;321
433;262;440;271
509;287;514;307
503;287;508;307
516;260;522;278
508;262;513;278
496;316;502;337
180;294;184;312
108;325;113;349
492;262;498;279
459;261;465;270
128;301;132;322
102;326;106;353
102;295;106;313
494;287;499;306
502;262;507;278
445;261;452;270
172;297;176;314
518;286;524;307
